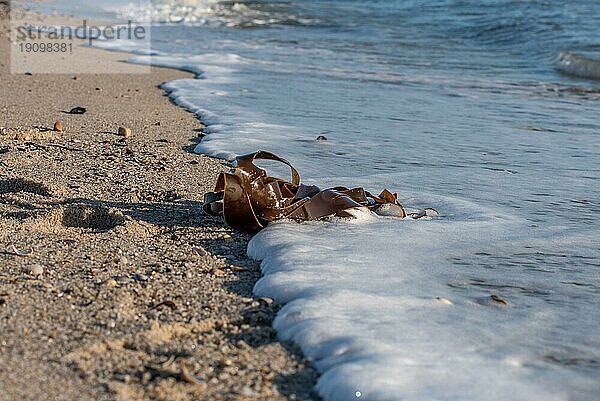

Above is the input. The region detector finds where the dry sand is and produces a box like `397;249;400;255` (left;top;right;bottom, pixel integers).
0;9;319;401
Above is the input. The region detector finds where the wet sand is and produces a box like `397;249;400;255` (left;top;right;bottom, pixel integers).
0;8;318;401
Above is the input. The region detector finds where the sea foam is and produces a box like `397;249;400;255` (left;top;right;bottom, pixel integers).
249;200;600;401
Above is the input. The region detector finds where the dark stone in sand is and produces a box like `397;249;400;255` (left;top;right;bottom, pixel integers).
65;107;87;115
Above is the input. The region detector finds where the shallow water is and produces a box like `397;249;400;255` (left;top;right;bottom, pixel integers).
31;1;600;399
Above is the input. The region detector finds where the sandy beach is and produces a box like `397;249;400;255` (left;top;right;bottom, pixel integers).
0;6;318;401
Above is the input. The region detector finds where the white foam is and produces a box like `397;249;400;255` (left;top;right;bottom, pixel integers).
129;54;320;169
249;198;600;401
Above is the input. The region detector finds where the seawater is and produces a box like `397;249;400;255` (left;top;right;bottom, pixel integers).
33;1;600;400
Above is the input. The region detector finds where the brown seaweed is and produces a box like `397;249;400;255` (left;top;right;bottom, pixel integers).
203;151;436;232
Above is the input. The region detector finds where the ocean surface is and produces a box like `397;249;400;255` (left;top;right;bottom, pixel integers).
31;1;600;400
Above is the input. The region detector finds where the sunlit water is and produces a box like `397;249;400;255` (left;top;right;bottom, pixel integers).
31;1;600;399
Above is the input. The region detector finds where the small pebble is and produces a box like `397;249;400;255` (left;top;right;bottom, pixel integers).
223;234;233;242
118;127;132;139
105;278;118;287
67;106;86;114
133;273;149;282
258;297;274;305
192;245;208;257
53;121;63;132
241;386;254;397
113;275;131;284
29;264;44;276
210;268;226;277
